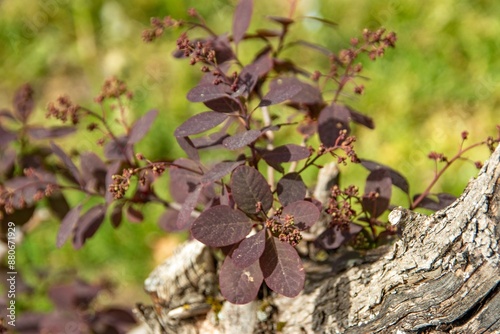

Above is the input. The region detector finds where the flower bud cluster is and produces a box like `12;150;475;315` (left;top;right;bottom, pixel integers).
46;96;81;124
266;214;302;247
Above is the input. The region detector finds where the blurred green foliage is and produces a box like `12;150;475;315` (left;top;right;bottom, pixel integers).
1;0;498;314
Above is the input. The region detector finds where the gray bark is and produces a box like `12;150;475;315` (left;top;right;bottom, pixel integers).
134;145;500;333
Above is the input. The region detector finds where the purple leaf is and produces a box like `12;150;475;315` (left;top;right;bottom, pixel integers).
238;49;273;93
27;126;76;139
232;0;253;45
191;205;253;247
277;173;307;206
230;229;266;269
104;136;133;161
13;83;34;123
315;223;363;250
56;205;82;248
291;40;333;56
110;203;123;228
128;109;158;144
201;160;245;183
169;158;204;203
220;255;263;304
288;79;323;105
222;129;261;150
347;106;375;129
176;136;200;161
47;192;71;221
317;104;351;148
362;169;392;218
0;148;16;175
266;16;294;26
360;159;409;194
126;205;144;223
282;200;320;230
72;204;106;249
204;97;241;113
0;125;17;148
259;77;303;107
176;184;202;229
158;209;185;232
50;142;83;187
191;126;231;149
413;193;457;211
80;152;107;192
260;235;304;298
231;165;273;214
105;161;122;204
187;83;232;103
302;16;338;27
175;111;228;137
262;144;310;163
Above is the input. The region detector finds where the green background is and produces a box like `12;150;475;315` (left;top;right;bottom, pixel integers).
1;0;498;316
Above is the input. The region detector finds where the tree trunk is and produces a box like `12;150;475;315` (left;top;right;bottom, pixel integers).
134;146;500;333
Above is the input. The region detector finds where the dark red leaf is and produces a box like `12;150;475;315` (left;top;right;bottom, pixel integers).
72;204;106;249
277;173;307;206
232;0;253;45
360;159;409;194
27;126;76;139
110;202;124;228
220;255;263;304
222;129;261;150
413;193;457;211
191;205;253;247
126;205;144;223
315;223;363;250
259;77;303;107
50;142;82;187
362;169;392;218
175;111;228;137
262;144;310;163
128;109;158;144
176;136;200;161
317;104;351;148
231;165;273;214
260;235;304;297
0;125;18;147
13;83;34;123
230;229;266;268
176;184;202;229
201;161;245;183
56;205;82;248
282;200;320;230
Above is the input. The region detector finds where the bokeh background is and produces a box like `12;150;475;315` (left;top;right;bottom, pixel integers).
1;0;499;321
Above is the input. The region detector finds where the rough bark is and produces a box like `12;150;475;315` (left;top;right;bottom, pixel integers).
135;145;500;333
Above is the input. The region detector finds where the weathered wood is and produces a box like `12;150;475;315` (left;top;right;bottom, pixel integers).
136;145;500;333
